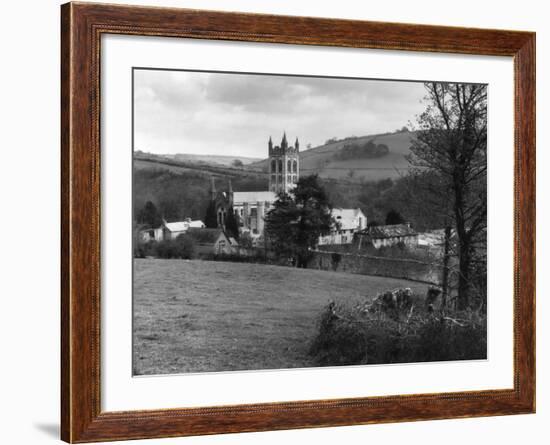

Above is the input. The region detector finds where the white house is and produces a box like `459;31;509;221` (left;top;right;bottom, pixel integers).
162;219;205;240
138;218;205;242
318;208;367;245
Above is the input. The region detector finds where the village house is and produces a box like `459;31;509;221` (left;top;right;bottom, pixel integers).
363;223;418;249
138;226;164;243
186;228;233;255
318;208;367;245
417;228;446;248
139;218;205;242
162;219;205;240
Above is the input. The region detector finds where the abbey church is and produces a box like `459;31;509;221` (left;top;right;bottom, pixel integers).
210;133;300;242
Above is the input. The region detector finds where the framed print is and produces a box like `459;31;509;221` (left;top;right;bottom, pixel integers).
61;2;535;443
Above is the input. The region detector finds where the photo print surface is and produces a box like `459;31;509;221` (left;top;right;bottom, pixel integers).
132;68;487;376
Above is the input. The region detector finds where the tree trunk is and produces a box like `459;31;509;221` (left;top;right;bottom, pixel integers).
456;239;471;310
453;170;471;311
441;225;451;309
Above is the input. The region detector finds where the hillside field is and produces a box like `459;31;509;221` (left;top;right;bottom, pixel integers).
247;130;416;181
136;130;417;184
133;259;431;375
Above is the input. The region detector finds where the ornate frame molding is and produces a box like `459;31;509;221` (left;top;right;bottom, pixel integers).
61;2;535;442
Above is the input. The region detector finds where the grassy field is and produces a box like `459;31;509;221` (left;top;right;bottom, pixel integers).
133;259;431;375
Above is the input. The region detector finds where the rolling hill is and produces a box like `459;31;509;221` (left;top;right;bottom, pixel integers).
134;152;267;180
161;153;261;167
246;130;416;182
135;129;416;183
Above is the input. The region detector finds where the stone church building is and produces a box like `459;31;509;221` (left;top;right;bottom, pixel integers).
211;133;300;242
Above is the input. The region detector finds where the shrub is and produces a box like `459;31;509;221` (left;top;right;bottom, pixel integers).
156;240;178;259
156;235;196;259
330;253;342;270
309;291;487;367
309;302;368;366
208;249;267;264
175;233;196;259
134;240;158;258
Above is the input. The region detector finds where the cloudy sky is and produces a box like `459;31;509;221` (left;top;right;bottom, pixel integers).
134;69;427;159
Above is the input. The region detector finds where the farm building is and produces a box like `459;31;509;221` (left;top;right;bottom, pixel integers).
417;228;446;248
364;223;418;249
162;219;205;240
318;208;367;245
139;218;205;242
186;228;233;255
138;226;164;242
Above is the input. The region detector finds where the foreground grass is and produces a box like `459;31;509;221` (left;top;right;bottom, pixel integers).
133;259;430;375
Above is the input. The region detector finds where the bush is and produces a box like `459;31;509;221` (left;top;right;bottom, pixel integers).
309;292;486;366
330;253;342;270
309;302;368;366
134;240;158;258
156;235;196;259
208;249;267;264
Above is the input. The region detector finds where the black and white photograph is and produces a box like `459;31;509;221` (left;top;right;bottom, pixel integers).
132;68;488;376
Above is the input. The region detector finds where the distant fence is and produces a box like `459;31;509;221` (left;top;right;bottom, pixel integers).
308;250;443;285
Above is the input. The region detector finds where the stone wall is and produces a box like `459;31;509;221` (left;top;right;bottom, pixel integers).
308;250;443;285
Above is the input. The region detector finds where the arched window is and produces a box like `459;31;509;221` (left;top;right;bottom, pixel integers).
278;159;283;172
293;160;298;173
287;159;292;171
271;159;276;173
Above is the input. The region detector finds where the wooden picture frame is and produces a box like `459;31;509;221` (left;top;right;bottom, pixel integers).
61;2;535;442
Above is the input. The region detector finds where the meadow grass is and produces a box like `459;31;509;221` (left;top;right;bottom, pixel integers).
133;258;430;375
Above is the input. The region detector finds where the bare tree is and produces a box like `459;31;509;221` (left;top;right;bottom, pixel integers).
408;83;487;310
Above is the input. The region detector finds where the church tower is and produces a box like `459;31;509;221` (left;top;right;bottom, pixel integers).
268;132;300;194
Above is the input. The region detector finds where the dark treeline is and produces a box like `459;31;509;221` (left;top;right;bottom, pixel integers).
133;168;268;222
332;140;389;161
134;166;446;233
321;175;445;233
